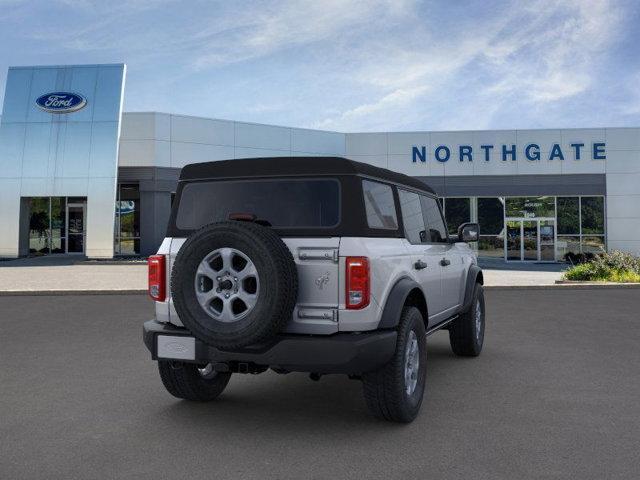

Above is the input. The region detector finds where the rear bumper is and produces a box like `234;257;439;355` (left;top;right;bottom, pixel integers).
143;319;397;374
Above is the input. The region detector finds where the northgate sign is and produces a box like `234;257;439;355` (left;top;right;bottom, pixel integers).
411;142;606;163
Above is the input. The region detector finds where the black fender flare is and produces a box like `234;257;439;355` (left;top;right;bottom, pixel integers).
461;265;483;313
378;277;426;329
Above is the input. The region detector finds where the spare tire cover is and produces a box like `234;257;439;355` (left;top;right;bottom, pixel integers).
171;221;298;349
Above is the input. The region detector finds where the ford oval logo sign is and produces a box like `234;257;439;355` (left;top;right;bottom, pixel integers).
35;92;87;114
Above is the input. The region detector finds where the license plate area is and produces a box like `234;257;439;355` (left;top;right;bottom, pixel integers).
157;335;196;360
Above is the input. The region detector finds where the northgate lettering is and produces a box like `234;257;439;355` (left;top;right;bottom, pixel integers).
411;143;606;163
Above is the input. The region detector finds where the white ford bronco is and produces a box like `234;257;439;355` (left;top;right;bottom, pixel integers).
143;157;485;422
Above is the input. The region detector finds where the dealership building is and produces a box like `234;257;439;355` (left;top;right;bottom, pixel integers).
1;63;639;261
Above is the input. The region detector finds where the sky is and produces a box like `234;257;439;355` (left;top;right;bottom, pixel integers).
0;0;639;132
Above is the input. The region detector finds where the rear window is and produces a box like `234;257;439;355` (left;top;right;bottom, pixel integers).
175;178;340;230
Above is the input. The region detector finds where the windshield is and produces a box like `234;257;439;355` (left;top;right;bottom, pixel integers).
175;178;340;230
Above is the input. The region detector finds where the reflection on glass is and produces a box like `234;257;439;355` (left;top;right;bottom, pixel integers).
506;196;555;218
557;236;581;259
51;235;65;254
29;236;49;254
523;221;538;260
582;236;605;254
506;220;521;260
478;198;504;235
29;197;50;254
540;220;555;261
51;197;66;238
119;184;140;238
557;197;579;234
581;197;605;234
67;234;84;253
114;184;142;255
119;239;140;255
444;197;470;234
118;201;138;238
478;235;504;258
67;205;85;253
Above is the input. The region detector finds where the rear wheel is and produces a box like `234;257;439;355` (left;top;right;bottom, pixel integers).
449;283;485;356
362;306;427;423
158;361;232;401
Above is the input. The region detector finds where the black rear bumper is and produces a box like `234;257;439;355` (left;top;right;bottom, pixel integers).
143;320;397;375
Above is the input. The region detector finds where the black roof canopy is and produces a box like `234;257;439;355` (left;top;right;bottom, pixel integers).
179;156;435;195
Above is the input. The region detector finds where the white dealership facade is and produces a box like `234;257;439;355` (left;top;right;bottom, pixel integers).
1;64;639;260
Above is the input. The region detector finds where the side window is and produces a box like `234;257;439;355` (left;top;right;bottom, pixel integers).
398;189;427;244
420;195;448;243
362;180;398;230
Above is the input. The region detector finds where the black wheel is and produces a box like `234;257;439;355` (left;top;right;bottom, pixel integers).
362;306;427;423
449;283;485;356
158;361;232;401
171;221;298;349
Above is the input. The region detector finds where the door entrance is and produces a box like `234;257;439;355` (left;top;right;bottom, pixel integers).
505;218;555;262
66;202;86;254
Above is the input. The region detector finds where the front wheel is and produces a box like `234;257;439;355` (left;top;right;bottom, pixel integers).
362;306;427;423
449;283;485;356
158;361;232;401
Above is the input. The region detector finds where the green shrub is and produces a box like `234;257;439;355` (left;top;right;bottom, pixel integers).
563;251;640;282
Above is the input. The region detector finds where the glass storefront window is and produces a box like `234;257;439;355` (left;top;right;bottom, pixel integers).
29;198;50;254
26;196;85;255
444;197;470;234
478;197;504;235
581;197;605;234
478;235;503;258
505;196;555;218
557;197;579;234
557;235;581;259
582;236;606;254
114;184;141;255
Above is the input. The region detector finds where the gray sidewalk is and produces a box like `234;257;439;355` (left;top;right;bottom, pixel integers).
0;256;147;294
0;255;567;293
478;257;566;286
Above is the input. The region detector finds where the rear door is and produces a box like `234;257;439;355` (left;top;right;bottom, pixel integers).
397;189;445;320
420;195;459;319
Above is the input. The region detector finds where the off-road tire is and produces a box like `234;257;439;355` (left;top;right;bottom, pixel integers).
449;283;485;356
171;221;298;349
158;361;232;401
362;306;427;423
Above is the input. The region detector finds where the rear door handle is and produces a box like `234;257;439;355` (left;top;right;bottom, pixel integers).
414;260;428;270
440;258;451;267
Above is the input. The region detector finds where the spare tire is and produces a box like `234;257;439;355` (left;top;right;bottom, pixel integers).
171;221;298;349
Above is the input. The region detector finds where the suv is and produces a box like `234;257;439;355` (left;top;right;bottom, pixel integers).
143;157;484;423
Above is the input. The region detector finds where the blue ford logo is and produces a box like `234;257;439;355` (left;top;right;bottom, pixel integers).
35;92;87;114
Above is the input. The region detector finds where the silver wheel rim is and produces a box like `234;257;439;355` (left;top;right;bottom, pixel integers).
194;247;259;323
197;363;217;379
475;299;482;341
404;330;419;396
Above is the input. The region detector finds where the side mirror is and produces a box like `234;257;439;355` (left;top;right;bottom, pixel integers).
458;222;479;242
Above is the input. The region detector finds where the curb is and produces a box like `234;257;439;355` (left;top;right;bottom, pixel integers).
0;289;147;296
485;283;640;290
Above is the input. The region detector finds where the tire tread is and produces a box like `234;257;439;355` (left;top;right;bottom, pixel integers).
158;361;231;401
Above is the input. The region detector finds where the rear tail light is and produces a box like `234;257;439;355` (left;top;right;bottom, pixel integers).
345;256;370;309
148;255;166;301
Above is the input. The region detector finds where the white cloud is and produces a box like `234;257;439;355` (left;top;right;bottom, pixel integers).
315;0;625;130
2;0;631;130
191;0;412;69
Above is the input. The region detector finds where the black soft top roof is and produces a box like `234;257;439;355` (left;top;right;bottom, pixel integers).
179;156;435;195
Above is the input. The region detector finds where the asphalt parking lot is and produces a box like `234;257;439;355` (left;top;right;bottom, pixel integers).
1;289;639;479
